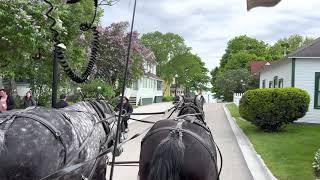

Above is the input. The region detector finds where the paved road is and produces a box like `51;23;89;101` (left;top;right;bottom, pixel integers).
206;103;253;180
107;103;253;180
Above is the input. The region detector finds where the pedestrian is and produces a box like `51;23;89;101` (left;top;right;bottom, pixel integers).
0;88;15;113
198;92;206;107
23;90;36;108
55;94;69;109
115;97;133;133
174;95;180;103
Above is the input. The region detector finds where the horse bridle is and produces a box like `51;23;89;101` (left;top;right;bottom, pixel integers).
178;101;205;123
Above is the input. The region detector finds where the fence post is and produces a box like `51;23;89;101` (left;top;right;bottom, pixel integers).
233;93;243;106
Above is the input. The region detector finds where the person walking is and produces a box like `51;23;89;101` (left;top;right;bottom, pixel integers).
23;90;36;108
198;92;206;107
115;97;133;133
55;94;69;109
0;88;15;113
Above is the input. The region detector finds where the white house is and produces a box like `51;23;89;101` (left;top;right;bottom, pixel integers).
124;48;163;106
259;38;320;123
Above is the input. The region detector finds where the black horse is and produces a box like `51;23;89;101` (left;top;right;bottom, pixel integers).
0;100;119;180
138;95;220;180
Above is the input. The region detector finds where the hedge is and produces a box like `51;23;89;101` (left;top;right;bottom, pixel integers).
239;88;310;131
162;96;173;102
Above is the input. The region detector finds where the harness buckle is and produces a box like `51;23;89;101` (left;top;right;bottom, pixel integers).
55;131;61;137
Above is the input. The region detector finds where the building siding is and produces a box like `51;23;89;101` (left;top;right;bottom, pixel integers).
295;58;320;123
259;60;292;88
125;76;163;106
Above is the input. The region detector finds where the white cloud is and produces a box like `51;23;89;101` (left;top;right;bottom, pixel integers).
101;0;320;71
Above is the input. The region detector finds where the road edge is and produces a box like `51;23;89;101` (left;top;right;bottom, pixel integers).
223;104;277;180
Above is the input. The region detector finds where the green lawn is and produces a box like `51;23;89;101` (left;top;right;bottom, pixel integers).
226;103;320;180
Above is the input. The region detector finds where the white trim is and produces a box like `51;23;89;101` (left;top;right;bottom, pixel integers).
288;57;320;59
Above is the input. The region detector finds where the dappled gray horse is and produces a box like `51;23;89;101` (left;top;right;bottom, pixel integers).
0;100;119;180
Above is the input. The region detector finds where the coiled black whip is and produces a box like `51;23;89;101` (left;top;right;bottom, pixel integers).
44;0;99;83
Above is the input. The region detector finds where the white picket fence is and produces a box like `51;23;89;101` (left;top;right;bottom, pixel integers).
233;93;243;106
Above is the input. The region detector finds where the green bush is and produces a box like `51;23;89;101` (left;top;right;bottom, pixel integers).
80;79;115;100
162;96;173;102
239;88;310;131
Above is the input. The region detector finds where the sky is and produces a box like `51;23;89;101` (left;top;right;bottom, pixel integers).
101;0;320;71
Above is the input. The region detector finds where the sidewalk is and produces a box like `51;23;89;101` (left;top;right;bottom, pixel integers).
129;102;174;122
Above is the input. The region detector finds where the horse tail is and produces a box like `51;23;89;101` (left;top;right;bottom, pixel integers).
147;132;185;180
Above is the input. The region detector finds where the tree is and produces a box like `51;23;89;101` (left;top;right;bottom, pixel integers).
214;68;257;101
170;52;209;92
141;32;190;82
269;34;315;60
97;22;152;94
223;51;258;71
220;35;270;68
210;67;220;89
0;1;101;105
211;35;267;97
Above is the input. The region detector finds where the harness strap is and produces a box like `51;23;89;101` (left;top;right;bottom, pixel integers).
40;142;114;180
66;115;115;166
176;117;211;133
88;101;111;144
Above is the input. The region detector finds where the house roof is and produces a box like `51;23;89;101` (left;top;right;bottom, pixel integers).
250;61;269;75
141;47;157;64
288;37;320;58
145;72;162;81
258;37;320;73
258;58;292;73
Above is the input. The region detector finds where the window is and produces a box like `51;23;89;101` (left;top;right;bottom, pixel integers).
315;73;320;108
278;78;284;88
273;76;278;88
157;81;162;91
132;80;138;90
262;80;266;88
143;78;147;88
269;81;273;88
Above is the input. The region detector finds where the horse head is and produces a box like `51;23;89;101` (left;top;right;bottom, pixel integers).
178;95;205;123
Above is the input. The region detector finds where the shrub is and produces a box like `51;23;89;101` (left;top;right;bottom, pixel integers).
162;96;173;102
313;149;320;177
239;88;310;131
80;79;115;100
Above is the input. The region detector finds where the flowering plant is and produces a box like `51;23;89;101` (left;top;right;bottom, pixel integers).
312;148;320;177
